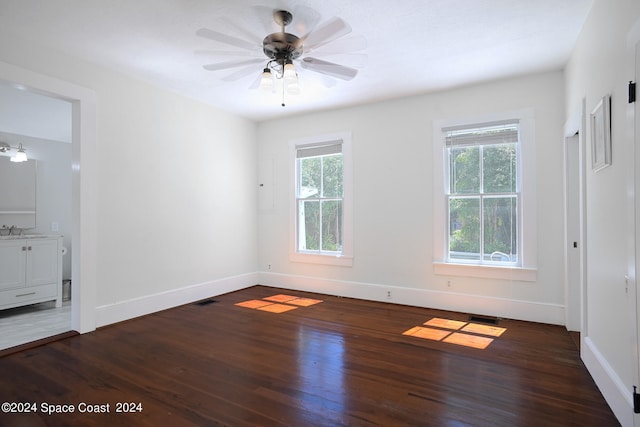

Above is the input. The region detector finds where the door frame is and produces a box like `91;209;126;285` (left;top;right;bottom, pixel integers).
0;61;97;334
631;26;640;427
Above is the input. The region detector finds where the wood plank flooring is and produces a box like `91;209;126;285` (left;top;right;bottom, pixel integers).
0;285;619;426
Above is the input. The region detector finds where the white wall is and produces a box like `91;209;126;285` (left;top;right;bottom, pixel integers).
0;32;259;325
257;71;566;325
564;1;640;425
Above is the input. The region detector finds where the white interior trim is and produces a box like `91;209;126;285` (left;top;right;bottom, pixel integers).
258;271;565;325
95;273;258;328
582;337;633;426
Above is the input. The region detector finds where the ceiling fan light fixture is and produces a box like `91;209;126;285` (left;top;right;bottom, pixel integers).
283;60;297;81
260;68;274;91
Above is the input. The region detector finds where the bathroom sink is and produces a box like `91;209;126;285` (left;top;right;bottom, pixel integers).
0;234;61;240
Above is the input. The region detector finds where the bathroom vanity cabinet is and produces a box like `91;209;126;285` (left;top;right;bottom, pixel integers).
0;236;63;310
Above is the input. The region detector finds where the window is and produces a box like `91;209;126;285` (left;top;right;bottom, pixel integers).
445;121;520;265
290;133;353;266
296;142;343;254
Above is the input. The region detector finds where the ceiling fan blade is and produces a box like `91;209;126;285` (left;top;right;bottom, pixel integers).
224;19;263;47
300;57;358;81
290;5;322;37
312;53;368;69
221;64;262;82
203;58;263;72
306;35;368;55
196;28;260;52
302;17;352;51
252;6;280;33
195;49;259;57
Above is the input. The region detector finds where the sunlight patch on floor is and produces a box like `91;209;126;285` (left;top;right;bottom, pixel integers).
235;299;274;309
443;332;494;349
402;326;451;341
424;318;468;330
235;294;323;314
403;317;506;349
257;303;299;313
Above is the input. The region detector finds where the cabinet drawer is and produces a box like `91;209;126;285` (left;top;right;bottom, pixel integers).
0;283;57;307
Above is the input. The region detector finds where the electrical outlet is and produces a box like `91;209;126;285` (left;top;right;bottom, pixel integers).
268;264;271;270
447;280;452;288
386;290;392;299
51;222;59;232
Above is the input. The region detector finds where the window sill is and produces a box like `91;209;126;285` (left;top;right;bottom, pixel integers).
433;262;537;282
290;252;353;267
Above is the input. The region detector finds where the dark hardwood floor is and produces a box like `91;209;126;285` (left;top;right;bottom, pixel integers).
0;285;618;426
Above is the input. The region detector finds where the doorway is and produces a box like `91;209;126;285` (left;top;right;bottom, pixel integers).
0;60;97;340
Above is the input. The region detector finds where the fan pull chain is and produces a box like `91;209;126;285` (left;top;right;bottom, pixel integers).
282;79;286;107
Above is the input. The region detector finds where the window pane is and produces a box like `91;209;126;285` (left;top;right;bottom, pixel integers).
299;157;320;198
449;197;480;260
450;147;480;194
322;154;343;198
483;143;517;193
299;200;319;251
321;200;343;251
483;197;517;262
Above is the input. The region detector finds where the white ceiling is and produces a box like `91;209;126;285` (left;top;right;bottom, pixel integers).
0;0;593;124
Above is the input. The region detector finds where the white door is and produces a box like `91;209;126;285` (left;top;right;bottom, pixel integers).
564;132;583;332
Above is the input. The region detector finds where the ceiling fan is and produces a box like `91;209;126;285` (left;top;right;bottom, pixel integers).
195;7;366;106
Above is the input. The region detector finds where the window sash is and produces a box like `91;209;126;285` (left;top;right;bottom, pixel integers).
447;194;519;264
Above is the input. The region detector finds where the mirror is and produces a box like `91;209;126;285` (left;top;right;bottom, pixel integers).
0;155;37;229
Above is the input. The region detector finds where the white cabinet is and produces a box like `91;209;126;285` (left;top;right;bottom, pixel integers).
0;237;62;310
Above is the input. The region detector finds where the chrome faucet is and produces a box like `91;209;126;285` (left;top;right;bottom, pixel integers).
4;225;23;236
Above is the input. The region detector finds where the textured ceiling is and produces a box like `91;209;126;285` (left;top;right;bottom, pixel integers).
0;0;593;123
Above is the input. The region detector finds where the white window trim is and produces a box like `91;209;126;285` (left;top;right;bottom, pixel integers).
432;110;537;282
289;132;353;267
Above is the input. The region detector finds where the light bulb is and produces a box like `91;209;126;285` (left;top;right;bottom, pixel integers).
283;61;297;82
259;68;273;91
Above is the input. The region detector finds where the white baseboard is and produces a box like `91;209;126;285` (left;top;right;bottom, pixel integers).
258;272;565;325
582;337;631;426
95;271;565;328
95;272;258;328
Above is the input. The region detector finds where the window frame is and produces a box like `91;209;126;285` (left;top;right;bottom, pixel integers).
445;121;521;266
289;132;353;266
433;111;537;282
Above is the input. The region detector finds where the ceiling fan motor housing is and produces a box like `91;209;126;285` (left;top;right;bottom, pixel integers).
263;32;303;61
263;11;302;62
